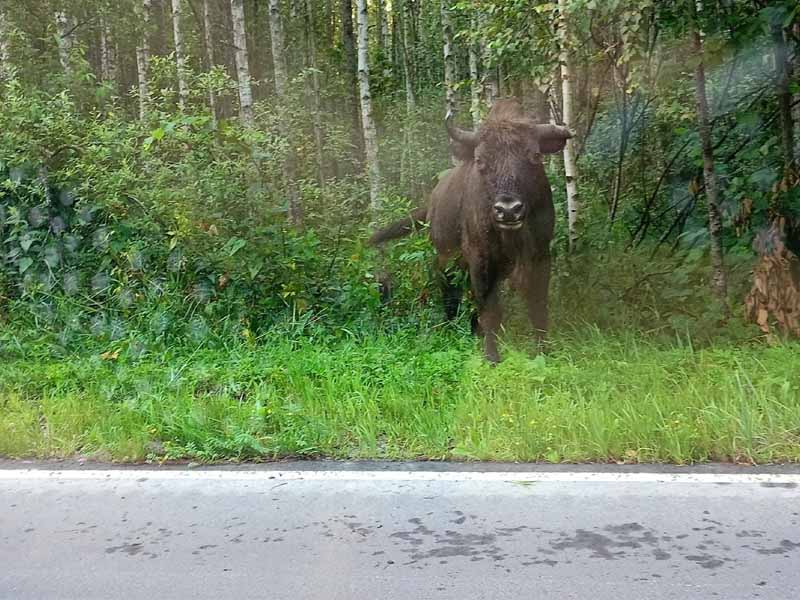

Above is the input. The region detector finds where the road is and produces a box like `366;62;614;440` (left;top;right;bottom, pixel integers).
1;462;799;599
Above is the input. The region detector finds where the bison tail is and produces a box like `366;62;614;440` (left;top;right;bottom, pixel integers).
368;207;428;246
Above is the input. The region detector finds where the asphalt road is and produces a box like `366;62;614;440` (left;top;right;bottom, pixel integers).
2;463;799;599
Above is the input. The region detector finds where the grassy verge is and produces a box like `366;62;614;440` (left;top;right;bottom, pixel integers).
1;328;799;464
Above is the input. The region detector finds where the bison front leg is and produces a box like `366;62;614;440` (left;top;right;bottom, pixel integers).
470;263;502;364
520;251;552;345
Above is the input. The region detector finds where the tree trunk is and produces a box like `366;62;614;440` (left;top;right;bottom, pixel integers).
0;7;11;81
690;3;728;307
202;0;218;127
230;0;254;127
269;0;303;227
340;0;362;155
401;0;416;112
557;0;579;252
170;0;189;111
793;23;800;167
441;0;456;118
54;11;74;77
468;17;481;129
478;12;498;107
136;0;152;120
304;0;326;186
99;17;116;85
357;0;381;212
771;22;795;170
376;0;387;57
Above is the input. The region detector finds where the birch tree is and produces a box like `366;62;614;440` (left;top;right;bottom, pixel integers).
304;0;325;186
441;0;456;118
401;0;416;112
341;0;362;153
136;0;152;120
99;17;116;84
170;0;189;110
202;0;218;127
690;0;727;306
54;10;74;77
0;6;11;81
557;0;580;252
230;0;254;127
356;0;381;211
269;0;303;227
478;12;498;107
468;17;481;129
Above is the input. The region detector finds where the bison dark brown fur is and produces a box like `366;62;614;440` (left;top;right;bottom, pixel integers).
369;99;571;363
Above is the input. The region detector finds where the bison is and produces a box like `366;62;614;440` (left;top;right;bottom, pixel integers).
369;98;572;363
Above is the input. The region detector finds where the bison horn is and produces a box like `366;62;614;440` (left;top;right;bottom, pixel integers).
445;112;479;147
530;123;574;140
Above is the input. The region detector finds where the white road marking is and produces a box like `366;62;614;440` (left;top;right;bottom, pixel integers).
0;469;799;485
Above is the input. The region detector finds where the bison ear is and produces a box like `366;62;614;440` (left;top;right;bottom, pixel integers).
446;112;479;160
532;124;573;154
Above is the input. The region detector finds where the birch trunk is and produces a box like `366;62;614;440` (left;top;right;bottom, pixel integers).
269;0;303;227
341;0;362;155
136;0;152;120
54;11;74;77
202;0;218;127
376;0;387;56
304;0;326;186
99;17;116;84
690;2;728;307
441;0;456;118
401;0;416;112
357;0;381;212
557;0;579;252
0;7;11;81
170;0;189;110
478;12;498;107
230;0;254;127
468;17;481;129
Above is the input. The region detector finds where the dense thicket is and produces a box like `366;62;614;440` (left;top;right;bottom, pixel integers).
0;0;798;348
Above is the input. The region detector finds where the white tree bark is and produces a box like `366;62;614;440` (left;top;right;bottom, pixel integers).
54;11;74;77
136;0;151;120
478;12;497;108
401;0;416;113
268;0;289;97
0;7;11;81
357;0;381;212
170;0;189;110
99;17;117;84
269;0;303;227
375;0;387;56
202;0;218;127
304;0;325;186
468;17;481;130
230;0;254;127
441;0;456;118
557;0;579;252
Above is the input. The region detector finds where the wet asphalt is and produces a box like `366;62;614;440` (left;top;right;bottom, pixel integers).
1;463;799;599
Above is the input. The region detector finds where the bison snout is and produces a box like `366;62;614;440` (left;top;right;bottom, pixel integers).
493;196;526;229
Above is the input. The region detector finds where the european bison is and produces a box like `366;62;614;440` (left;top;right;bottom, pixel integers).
369;99;572;363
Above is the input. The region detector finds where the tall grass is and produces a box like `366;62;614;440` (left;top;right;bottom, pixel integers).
2;327;798;464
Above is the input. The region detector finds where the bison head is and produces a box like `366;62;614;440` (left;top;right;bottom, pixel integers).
447;100;572;231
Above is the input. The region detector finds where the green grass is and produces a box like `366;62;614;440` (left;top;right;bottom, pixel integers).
1;327;799;464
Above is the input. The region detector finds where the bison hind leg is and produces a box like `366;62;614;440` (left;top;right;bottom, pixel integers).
442;271;464;321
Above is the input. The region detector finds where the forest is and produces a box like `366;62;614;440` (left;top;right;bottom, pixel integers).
1;0;799;464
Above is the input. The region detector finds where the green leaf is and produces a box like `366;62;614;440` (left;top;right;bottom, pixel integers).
18;257;33;274
151;127;165;141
